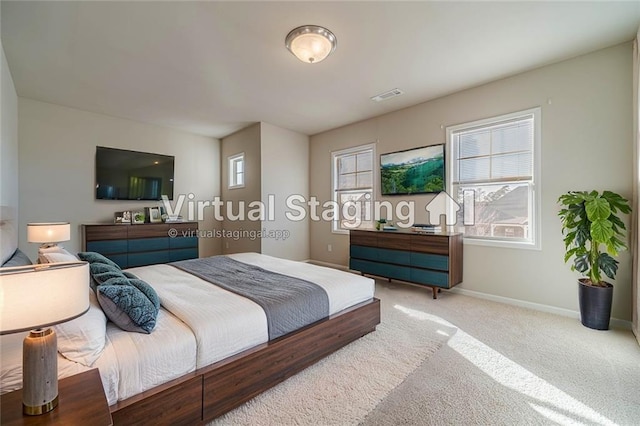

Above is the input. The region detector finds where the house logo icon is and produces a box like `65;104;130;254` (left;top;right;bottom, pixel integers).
425;192;460;226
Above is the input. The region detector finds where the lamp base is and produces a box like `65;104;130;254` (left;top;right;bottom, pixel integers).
36;243;59;264
22;328;58;415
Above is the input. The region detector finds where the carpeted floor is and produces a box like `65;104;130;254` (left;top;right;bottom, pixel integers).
210;279;640;426
210;282;450;426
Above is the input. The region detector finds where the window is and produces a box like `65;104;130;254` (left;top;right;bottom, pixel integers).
331;143;375;233
228;153;244;189
447;108;541;249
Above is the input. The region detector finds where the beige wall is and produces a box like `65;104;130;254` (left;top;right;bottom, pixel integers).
221;123;262;254
1;43;18;214
18;99;222;261
221;122;310;260
310;42;634;321
260;122;309;261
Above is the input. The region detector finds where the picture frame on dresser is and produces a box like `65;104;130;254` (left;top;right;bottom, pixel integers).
114;211;131;224
148;207;162;223
132;211;145;224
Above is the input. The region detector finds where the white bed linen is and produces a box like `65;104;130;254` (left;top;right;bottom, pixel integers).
97;308;197;404
128;264;269;369
127;253;375;369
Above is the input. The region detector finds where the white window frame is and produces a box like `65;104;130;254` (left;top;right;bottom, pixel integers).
446;107;541;250
228;153;245;189
331;143;376;234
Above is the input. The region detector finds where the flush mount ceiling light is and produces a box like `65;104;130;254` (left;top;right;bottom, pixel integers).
285;25;337;64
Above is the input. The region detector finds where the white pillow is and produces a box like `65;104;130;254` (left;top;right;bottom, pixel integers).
54;290;107;367
39;245;78;264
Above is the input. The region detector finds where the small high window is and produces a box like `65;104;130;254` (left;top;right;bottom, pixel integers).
228;153;245;189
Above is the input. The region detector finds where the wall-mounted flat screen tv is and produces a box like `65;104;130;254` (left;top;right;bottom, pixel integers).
95;146;174;200
380;144;445;195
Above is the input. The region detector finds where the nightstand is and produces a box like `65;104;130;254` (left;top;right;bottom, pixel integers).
0;369;112;426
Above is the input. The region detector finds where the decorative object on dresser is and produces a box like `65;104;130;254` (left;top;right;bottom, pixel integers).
113;211;131;224
131;211;146;224
146;207;162;223
349;228;463;299
82;222;199;268
0;262;90;415
27;222;71;264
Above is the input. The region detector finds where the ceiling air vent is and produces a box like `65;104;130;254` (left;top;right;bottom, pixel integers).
370;88;404;102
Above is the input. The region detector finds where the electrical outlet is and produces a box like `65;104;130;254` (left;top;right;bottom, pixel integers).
327;244;332;252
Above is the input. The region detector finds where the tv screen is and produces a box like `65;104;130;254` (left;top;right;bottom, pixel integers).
95;146;174;200
380;144;445;195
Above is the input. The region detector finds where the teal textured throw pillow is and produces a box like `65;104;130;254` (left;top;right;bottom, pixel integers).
97;276;159;334
89;263;125;286
77;251;122;270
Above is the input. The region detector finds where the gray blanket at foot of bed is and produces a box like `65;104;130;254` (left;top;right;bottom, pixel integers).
170;256;330;339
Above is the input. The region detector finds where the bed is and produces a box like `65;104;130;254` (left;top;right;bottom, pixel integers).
0;248;380;425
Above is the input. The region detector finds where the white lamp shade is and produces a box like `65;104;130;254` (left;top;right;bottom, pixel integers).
27;223;70;244
0;262;89;334
286;25;337;64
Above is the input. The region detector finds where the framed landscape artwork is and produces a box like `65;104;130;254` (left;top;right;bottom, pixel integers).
380;144;445;195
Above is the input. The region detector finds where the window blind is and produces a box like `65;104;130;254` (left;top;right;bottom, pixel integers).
452;115;534;185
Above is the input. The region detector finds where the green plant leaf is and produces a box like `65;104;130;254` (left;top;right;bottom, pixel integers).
590;219;614;243
574;254;589;274
603;191;631;214
585;197;611;221
598;253;619;281
575;226;589;247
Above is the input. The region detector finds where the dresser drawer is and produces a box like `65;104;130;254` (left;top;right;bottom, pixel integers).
128;237;169;253
350;259;411;282
169;236;199;249
410;269;449;288
410;252;449;271
169;248;199;262
129;251;170;267
86;239;127;255
350;245;379;261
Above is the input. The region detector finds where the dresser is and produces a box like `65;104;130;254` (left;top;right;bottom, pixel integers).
349;229;463;299
82;222;199;268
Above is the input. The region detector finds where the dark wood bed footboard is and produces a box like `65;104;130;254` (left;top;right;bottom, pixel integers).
109;298;381;425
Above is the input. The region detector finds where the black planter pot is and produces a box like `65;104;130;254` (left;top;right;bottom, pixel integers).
578;279;613;330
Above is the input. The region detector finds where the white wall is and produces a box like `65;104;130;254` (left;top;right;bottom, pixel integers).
260;122;309;261
310;42;634;321
0;41;19;248
18;99;222;260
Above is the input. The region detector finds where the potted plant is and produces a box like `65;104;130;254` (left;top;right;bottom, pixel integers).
557;190;631;330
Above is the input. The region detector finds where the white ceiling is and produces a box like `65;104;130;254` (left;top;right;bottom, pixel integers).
2;1;639;139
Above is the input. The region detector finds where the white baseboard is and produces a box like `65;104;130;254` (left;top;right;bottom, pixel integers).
304;259;350;272
449;287;632;331
302;259;633;331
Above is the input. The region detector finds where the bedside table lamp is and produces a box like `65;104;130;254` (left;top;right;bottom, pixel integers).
27;222;71;264
0;262;89;415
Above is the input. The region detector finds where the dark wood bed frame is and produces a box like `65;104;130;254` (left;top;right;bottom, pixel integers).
109;298;381;425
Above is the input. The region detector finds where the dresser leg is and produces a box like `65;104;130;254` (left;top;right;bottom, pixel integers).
432;287;438;299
